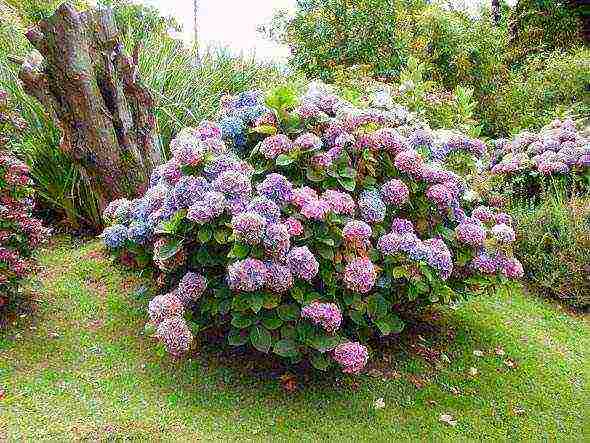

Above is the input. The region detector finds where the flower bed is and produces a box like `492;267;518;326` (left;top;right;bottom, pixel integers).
0;91;50;313
483;119;589;202
101;83;520;374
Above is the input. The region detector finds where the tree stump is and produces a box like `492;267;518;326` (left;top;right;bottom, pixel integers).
15;2;163;212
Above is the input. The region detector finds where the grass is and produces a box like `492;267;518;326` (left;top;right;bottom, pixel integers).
1;237;589;440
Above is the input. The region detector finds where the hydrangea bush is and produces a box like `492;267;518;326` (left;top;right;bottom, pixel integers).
101;83;521;374
0;91;50;313
481;119;589;203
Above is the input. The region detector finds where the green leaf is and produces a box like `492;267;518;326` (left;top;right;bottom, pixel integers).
349;309;367;326
154;238;182;261
250;325;272;353
310;353;331;371
306;167;326;182
198;226;212;243
392;266;408;279
231;313;254;328
228;243;249;259
263;292;281;309
282;324;298;340
249;293;264;313
252;125;277;135
374;314;405;336
317;245;334;261
276;154;295;166
337;176;356;192
262;312;283;330
214;228;230;244
310;334;343;353
273;339;299;358
366;294;390;320
228;329;248;346
278;304;300;321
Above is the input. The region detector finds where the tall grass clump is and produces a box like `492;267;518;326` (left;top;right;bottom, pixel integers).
511;194;590;311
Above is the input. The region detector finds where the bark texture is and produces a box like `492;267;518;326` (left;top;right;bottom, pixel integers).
16;2;162;210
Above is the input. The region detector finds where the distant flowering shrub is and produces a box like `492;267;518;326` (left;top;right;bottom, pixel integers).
101;82;520;374
481;119;589;202
0;91;50;313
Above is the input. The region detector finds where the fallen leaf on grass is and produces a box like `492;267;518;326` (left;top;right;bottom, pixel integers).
439;414;457;426
427;400;437;406
0;388;5;400
280;373;298;393
495;347;505;356
449;386;461;395
504;358;517;369
374;398;385;409
407;374;427;389
473;350;484;357
468;367;479;376
513;406;525;415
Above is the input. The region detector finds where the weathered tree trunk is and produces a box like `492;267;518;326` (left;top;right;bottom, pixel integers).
16;2;163;212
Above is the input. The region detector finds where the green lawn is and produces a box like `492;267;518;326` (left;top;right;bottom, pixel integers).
1;237;589;440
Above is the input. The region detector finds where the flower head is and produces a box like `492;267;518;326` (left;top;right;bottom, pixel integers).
333;342;368;374
344;257;377;293
287;246;319;282
301;302;342;333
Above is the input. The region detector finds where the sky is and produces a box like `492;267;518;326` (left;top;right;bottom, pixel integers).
141;0;296;61
139;1;516;62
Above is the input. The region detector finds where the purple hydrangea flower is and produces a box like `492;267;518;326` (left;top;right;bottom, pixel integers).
301;301;342;333
291;186;319;207
212;170;252;198
344;257;377;294
380;179;409;206
287;246;319;282
358;190;386;224
391;218;414;234
161;159;182;185
247;196;281;223
227;258;268;292
372;128;409;154
102;224;128;249
342;220;372;247
256;173;294;206
501;257;524;279
196;120;222;140
203;191;226;217
424;238;453;280
491;223;516;244
148;292;184;325
260;134;292;159
322;190;355;216
293;132;323;151
155;316;193;358
408;128;434;149
263;222;291;257
472;206;495;224
377;233;401;256
173;176;209;208
426;184;454;208
300;198;331;221
103;198;131;223
231;211;267;245
264;261;293;293
394;149;423;176
187;202;213;224
494;212;513;225
471;251;501;274
332;342;368;374
177;272;207;305
455;222;487;247
127;221;152;245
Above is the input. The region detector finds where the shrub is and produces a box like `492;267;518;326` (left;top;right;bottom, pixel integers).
482;48;590;137
478;118;589;204
101;82;521;374
0;90;50;313
511;195;590;311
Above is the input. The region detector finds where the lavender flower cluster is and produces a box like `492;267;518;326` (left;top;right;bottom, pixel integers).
490;119;589;177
